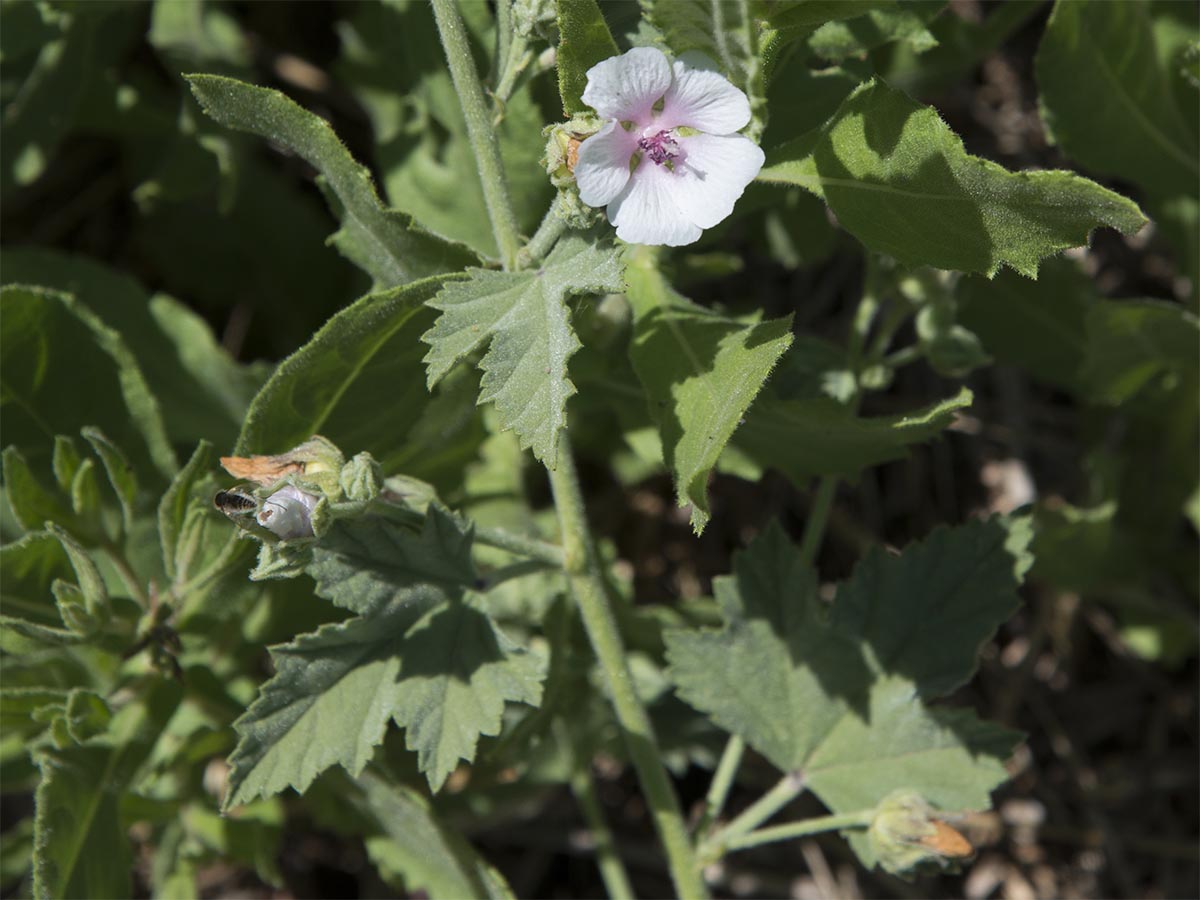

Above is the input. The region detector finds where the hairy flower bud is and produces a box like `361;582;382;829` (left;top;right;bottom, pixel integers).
868;789;974;877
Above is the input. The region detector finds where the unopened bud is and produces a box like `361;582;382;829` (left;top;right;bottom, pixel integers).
868;789;974;877
256;485;319;540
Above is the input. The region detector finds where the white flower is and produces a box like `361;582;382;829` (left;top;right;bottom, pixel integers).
574;47;764;247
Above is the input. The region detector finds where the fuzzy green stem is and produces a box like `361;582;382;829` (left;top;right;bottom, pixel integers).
721;810;875;854
703;772;806;859
432;0;522;270
473;523;564;567
694;735;745;840
518;195;571;267
548;431;708;899
567;738;637;900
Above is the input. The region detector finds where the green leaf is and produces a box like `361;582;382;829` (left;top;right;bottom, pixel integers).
1080;299;1200;406
666;518;1026;860
733;385;973;483
360;773;515;899
234;275;458;470
307;507;478;616
759;79;1148;276
32;679;180;900
0;285;176;481
158;441;213;582
423;234;625;467
625;251;793;533
2;446;79;537
80;428;137;531
1036;0;1199;201
0;530;72;630
46;524;110;624
556;0;620;115
0;249;266;449
390;597;545;791
957;257;1094;392
808;2;942;61
186;74;478;286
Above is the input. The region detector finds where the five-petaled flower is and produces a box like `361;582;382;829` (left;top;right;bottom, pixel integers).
574;46;764;247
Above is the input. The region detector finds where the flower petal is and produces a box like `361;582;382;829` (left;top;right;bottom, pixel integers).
582;47;672;123
670;133;764;229
575;120;638;207
608;161;702;247
658;52;752;134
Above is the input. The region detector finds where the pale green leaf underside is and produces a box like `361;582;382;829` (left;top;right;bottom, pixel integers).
186;74;478;286
556;0;619;116
422;234;624;467
759;78;1147;276
735;385;973;483
625;255;793;534
666;518;1026;832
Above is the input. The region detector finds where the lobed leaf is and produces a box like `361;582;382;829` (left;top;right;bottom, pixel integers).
666;518;1028;865
759;79;1148;276
625;252;792;534
186;74;478;286
422;233;625;467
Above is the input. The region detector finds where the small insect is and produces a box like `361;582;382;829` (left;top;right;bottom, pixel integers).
213;487;258;516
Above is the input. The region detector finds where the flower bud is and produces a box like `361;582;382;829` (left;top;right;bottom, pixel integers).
256;485;319;540
868;789;974;877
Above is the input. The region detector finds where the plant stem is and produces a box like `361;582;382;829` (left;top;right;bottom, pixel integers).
518;195;571;267
720;809;875;854
473;523;564;567
702;771;806;859
797;475;838;568
548;431;709;899
432;0;522;270
103;543;150;610
694;735;745;839
567;729;637;900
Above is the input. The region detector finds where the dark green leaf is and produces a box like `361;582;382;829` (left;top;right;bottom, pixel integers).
1080;299;1200;405
158;441;213;582
234;275;459;472
1036;0;1199;200
556;0;620;115
733;385;973;483
760;79;1148;276
0;286;176;480
187;74;478;286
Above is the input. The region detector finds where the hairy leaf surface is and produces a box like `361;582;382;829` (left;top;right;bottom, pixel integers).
759;79;1147;276
423;234;624;467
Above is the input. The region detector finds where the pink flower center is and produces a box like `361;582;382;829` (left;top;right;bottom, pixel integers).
637;129;680;166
